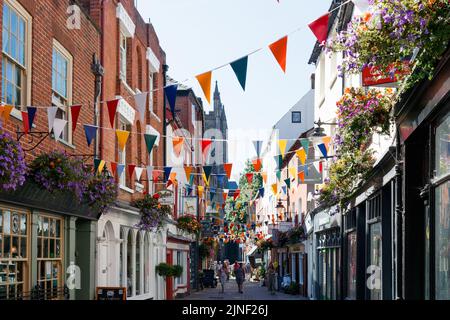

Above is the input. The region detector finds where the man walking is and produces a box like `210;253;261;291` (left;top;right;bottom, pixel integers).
235;263;245;294
267;262;276;295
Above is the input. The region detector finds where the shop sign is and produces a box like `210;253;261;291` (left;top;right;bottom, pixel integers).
182;196;198;215
362;61;411;87
157;189;175;205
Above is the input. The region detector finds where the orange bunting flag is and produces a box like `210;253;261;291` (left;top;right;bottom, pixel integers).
184;166;193;182
172;136;184;157
0;105;4;119
116;130;130;152
271;184;278;196
296;148;307;165
269;36;288;73
169;172;177;184
198;186;204;198
252;158;262;172
298;171;305;183
2;105;14;124
196;71;212;104
323;136;332;151
223;163;233;179
262;172;268;184
223;191;228;202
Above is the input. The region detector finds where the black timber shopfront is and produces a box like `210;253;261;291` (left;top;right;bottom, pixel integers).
395;48;450;300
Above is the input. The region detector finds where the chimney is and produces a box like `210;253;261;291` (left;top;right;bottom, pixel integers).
311;73;315;90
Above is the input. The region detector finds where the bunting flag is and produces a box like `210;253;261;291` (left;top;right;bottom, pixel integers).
202;172;210;187
318;143;328;158
84;125;98;147
1;105;14;124
111;162;118;177
146;166;153;181
274;155;283;169
253;141;263;158
284;178;291;189
107;99;120;128
152;170;161;182
144;134;158;155
271;183;278;196
278;139;288;158
117;164;125;179
319;161;324;173
198;186;204;198
21;112;29;134
135;167;144;182
209;189;215;202
301;138;310;153
70;105;82;133
223;191;228;202
233;189;241;201
230;56;248;91
223;163;233;179
353;0;370;12
296;148;307;165
94;159;105;174
164;167;172;182
196;71;212;104
201;139;213;154
261;172;268;184
323;136;332;151
0;105;4;120
184;166;193;182
289;166;297;179
27;107;37;130
128;164;136;180
298;171;305;183
203;166;213;183
134;92;148;122
308;13;330;44
164;84;178;115
252;158;262;172
269;36;288;73
53;119;68;139
276;170;282;182
47;107;58;133
116;130;130;152
169;172;177;184
172;136;184;157
189;174;195;186
258;188;265;198
282;186;287;195
246;173;254;184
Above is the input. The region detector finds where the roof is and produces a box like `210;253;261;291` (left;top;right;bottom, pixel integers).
308;0;354;65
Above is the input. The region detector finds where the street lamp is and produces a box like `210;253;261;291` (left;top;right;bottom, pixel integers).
313;119;338;137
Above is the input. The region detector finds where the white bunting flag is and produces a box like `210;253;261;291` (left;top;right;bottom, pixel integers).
146;166;153;181
135;167;144;182
53;118;67;139
352;0;370;12
134;92;148;123
47;107;58;133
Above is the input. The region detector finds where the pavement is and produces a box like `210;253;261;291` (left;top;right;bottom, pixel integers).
180;278;309;301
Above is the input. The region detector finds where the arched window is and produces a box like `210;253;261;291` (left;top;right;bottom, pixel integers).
136;232;141;296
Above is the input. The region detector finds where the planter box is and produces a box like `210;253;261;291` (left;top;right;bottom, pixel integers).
0;181;98;220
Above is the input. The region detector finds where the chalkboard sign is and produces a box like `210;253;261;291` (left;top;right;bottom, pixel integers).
96;287;127;300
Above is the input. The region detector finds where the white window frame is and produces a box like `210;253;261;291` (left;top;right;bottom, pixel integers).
119;30;127;82
1;0;32;120
149;72;155;113
52;39;73;145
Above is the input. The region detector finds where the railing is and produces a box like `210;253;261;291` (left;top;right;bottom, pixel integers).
0;285;70;301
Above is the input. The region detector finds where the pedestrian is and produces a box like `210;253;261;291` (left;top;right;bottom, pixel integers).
267;262;276;295
218;264;227;293
235;263;245;294
224;260;230;281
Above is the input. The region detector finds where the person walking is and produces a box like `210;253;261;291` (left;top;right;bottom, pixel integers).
218;264;227;294
267;262;276;295
224;260;230;281
235;263;246;294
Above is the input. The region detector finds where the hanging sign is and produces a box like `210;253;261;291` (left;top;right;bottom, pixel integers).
362;61;411;87
157;189;175;206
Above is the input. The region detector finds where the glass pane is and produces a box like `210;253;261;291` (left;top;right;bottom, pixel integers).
4;236;10;258
20;215;26;236
0;211;3;233
50;220;55;237
37;238;42;258
43;239;49;258
37;216;42;236
56;220;60;238
3;211;10;235
20;237;26;259
10;11;17;36
0;234;3;259
18;40;24;65
436;114;450;178
49;239;55;258
435;181;450;300
43;218;49;237
11;237;18;258
2;29;9;52
10;34;17;59
369;223;382;300
3;4;10;30
19;19;24;42
55;240;60;258
6;62;13;83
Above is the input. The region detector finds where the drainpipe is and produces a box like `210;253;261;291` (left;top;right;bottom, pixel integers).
163;64;169;167
395;128;403;300
99;0;106;161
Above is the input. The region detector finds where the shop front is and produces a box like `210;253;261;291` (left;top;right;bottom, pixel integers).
0;183;97;300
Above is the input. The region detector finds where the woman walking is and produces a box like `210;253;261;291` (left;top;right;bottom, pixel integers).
235;263;246;294
267;262;276;295
218;264;227;293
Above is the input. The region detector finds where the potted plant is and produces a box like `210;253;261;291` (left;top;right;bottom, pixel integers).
0;131;26;192
133;194;171;232
177;214;202;235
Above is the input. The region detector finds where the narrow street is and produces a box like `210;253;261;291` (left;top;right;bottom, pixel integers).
182;280;308;301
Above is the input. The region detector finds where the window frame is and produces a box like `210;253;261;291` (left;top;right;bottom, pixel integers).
119;30;127;82
292;111;302;124
1;0;32;120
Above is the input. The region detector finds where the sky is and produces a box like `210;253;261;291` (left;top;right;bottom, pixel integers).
137;0;330;181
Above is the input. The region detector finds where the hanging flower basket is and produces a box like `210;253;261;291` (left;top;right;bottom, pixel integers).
177;214;202;235
0;131;26;192
84;172;118;216
133;194;171;232
155;263;183;278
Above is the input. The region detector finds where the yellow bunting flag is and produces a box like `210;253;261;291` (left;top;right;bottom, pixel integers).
262;172;268;184
202;173;210;187
298;171;305;183
198;186;204;198
278;140;287;158
271;183;278;196
2;105;14;124
196;71;212;104
296;148;307;165
97;160;106;174
289;166;297;179
172;137;184;157
323;136;332;151
184;166;193;182
116;130;130;152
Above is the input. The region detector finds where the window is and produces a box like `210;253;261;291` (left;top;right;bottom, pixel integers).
368;222;382;300
0;208;29;300
1;1;31;109
37;214;63;300
149;73;155;113
292;112;302;124
119;31;127;81
136;232;141;296
52;41;72;143
346;232;357;299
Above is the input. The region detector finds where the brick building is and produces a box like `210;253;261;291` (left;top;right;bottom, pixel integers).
0;0;100;300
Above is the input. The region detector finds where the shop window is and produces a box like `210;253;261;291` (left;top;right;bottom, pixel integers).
0;208;29;300
37;214;63;300
136;232;141;296
368;222;382;300
346;232;357;299
126;231;133;297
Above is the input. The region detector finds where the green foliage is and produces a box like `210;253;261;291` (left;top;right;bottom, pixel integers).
155;263;183;278
284;282;300;295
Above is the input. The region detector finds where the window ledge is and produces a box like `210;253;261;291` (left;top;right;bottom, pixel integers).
10;108;23;121
120;185;135;194
151;111;161;123
121;79;135;96
56;138;76;150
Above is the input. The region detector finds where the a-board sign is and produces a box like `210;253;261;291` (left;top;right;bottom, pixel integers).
96;287;127;300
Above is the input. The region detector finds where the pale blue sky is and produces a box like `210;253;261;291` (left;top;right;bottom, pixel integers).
137;0;329;179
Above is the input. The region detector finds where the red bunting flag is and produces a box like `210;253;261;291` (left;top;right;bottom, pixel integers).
246;173;254;184
70;105;82;133
319;161;323;173
233;190;241;201
308;13;330;45
252;158;262;172
269;36;288;73
110;162;117;177
201;139;213;154
128;164;136;180
224;163;233;179
21;112;29;134
107;99;120;128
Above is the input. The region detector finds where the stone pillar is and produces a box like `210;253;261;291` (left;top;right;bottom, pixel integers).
131;235;136;297
30;213;39;288
65;217;78;300
140;236;144;296
121;228;129;290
